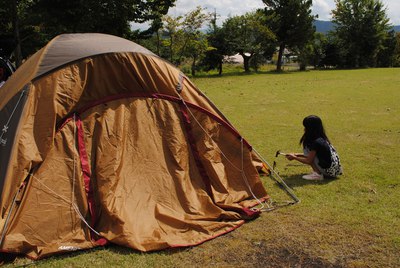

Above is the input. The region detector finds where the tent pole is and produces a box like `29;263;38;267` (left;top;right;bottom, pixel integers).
0;185;22;246
252;148;300;203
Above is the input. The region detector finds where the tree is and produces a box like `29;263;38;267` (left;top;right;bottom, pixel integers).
200;11;229;75
376;30;397;67
320;33;344;68
160;6;212;75
394;32;400;67
0;0;177;66
0;0;35;66
179;6;212;72
332;0;392;68
29;0;177;37
262;0;315;71
297;32;328;70
161;14;183;63
222;11;275;72
185;32;209;76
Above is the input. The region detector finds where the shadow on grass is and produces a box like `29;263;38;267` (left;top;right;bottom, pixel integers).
190;69;295;79
102;244;189;256
2;241;201;266
282;173;338;189
6;244;160;266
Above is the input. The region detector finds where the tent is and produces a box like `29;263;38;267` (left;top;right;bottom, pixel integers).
0;33;270;259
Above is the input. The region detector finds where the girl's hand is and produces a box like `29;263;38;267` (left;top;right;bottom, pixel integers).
286;153;296;161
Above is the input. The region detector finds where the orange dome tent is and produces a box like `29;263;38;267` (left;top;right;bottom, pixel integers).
0;33;270;259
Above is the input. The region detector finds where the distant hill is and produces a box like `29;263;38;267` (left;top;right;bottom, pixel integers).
313;20;400;34
314;20;335;33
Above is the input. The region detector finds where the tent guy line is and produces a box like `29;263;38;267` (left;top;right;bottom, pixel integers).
0;115;100;248
176;77;299;206
177;90;267;210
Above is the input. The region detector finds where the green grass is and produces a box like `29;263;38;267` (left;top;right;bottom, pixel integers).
7;68;400;267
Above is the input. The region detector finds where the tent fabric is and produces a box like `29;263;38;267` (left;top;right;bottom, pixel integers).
0;33;269;259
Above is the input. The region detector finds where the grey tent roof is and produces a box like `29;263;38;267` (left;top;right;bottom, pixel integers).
36;33;155;79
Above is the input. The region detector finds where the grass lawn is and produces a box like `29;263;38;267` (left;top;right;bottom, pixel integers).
7;67;400;267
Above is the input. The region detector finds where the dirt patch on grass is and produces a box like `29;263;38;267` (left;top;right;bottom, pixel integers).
251;244;342;268
174;240;344;268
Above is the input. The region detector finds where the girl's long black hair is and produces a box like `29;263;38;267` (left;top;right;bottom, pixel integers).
300;115;330;147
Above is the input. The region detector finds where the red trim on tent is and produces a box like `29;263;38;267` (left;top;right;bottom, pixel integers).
56;117;74;133
58;92;252;150
217;205;261;219
75;115;106;244
95;238;108;246
240;207;261;218
75;116;95;219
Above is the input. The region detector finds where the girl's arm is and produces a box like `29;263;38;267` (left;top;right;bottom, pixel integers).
286;151;316;165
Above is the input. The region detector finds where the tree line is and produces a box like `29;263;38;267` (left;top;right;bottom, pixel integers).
1;0;399;75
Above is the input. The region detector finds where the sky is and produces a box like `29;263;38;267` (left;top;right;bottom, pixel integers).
167;0;400;25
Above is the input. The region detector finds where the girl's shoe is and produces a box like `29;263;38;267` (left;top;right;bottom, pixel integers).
302;172;324;181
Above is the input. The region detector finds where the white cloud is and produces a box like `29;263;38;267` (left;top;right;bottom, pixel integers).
168;0;400;25
311;0;400;24
312;0;335;21
384;1;400;24
168;0;264;24
130;0;399;31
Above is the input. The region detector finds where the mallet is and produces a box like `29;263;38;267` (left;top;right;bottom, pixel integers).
275;150;288;157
